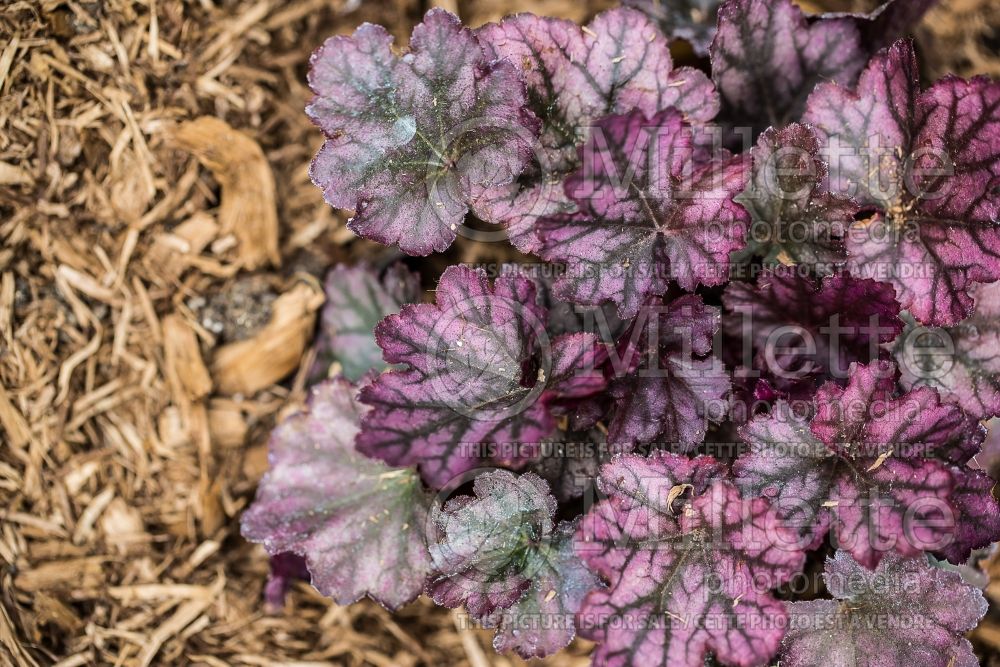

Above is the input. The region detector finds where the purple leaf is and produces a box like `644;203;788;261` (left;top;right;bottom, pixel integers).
737;360;999;567
822;0;936;52
474;8;719;252
803;39;1000;325
357;266;606;488
731;124;859;271
894;281;1000;419
537;108;750;318
712;0;866;135
312;262;421;383
531;427;611;502
307;9;537;255
608;294;731;452
241;379;432;610
723;269;902;398
576;452;805;667
781;551;987;667
263;553;309;610
622;0;724;56
627;0;931;60
427;470;598;658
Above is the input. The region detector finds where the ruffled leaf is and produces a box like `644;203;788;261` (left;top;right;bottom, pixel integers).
307;9;537;255
474;8;719;251
608;294;731;452
428;470;557;618
488;519;600;659
731;124;858;271
723;269;902;398
576;452;805;667
357;266;606;488
736;360;999;566
241;379;432;610
537;108;749;318
712;0;865;135
803;39;1000;325
427;470;598;658
894;281;1000;419
781;551;987;667
313;262;421;382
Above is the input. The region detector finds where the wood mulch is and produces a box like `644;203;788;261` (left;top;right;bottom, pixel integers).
0;0;997;665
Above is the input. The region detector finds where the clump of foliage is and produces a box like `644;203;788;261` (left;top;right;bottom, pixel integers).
243;1;1000;664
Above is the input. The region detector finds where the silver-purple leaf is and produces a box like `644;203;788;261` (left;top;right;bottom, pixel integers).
427;470;598;658
488;519;600;659
312;262;421;383
357;265;606;488
576;452;805;667
474;8;719;251
307;9;537;255
894;280;1000;420
712;0;865;135
241;379;432;610
608;294;731;452
781;551;987;667
732;124;859;271
803;39;1000;325
537;108;750;318
428;470;556;619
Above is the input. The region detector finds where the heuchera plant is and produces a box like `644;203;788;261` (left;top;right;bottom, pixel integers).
244;1;1000;665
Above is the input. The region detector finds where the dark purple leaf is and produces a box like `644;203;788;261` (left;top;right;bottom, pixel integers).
803;39;1000;325
712;0;866;135
263;553;309;610
241;379;432;610
627;0;931;60
608;294;731;452
723;269;902;398
357;266;606;488
781;551;987;667
822;0;936;51
622;0;724;56
312;262;421;383
474;8;719;252
731;124;858;271
576;452;804;667
531;427;611;502
894;281;1000;419
537;108;749;318
307;9;537;255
